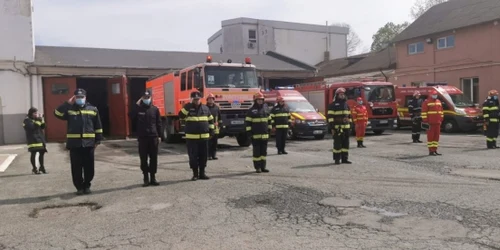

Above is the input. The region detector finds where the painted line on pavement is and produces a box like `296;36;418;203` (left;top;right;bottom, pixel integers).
0;154;18;172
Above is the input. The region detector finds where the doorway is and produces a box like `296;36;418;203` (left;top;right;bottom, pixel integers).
76;78;110;137
128;78;147;136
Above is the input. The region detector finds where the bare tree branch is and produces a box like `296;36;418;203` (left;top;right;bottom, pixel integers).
334;23;362;56
410;0;448;20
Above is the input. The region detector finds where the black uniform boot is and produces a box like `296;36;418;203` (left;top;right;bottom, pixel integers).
32;167;40;175
142;173;149;187
39;166;47;174
416;134;423;143
341;153;352;164
360;142;366;148
261;161;269;173
281;150;288;154
150;173;160;186
357;141;361;148
199;168;210;180
191;168;199;181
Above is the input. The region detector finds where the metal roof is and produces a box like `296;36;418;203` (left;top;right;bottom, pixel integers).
393;0;500;42
34;46;312;72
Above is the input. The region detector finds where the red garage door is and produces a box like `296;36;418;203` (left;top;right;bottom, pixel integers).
107;76;129;138
42;77;77;142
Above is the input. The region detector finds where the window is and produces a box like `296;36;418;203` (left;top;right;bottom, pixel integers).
408;42;424;55
181;72;187;91
187;70;193;90
51;83;69;95
248;30;257;42
461;77;479;103
345;87;361;100
204;66;258;88
437;35;455;49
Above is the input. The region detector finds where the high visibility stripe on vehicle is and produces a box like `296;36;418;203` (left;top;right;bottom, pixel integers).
252;134;269;139
275;125;288;128
67;133;96;138
318;113;326;119
185;133;210;139
291;112;306;120
28;143;44;148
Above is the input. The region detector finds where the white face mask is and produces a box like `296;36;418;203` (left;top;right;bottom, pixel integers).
431;95;438;99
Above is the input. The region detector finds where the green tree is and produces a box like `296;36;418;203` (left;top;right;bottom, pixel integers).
370;22;409;51
410;0;448;20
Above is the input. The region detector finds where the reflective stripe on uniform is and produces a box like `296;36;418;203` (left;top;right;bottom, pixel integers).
209;124;215;129
272;113;289;117
246;117;269;122
34;121;44;126
180;108;189;115
95;129;103;133
185;133;210;139
68;110;97;116
427;141;439;148
67;133;96;138
185;116;209;122
328;110;351;115
486;137;497;142
334;124;350;129
252;156;266;161
427;103;442;107
252;134;269;139
246;126;251;131
489;118;499;122
275;125;288;128
483;106;499;111
54;110;64;117
28;143;44;148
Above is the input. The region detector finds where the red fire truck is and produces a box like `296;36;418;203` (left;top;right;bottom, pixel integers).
395;83;483;132
146;55;260;146
295;78;398;135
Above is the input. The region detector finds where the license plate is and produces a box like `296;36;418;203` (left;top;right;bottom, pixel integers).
379;120;388;124
313;130;323;134
231;120;244;125
231;103;241;108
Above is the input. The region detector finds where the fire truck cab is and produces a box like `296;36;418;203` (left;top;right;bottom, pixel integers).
263;87;328;140
295;78;398;135
395;82;483;132
146;56;260;146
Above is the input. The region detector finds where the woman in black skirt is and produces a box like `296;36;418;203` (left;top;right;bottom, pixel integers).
23;107;48;174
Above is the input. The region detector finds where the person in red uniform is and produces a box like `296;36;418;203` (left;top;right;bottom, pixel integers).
352;97;368;148
421;90;444;156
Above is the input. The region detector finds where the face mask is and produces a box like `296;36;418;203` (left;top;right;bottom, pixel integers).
75;98;86;106
142;99;151;105
494;96;498;100
358;101;363;105
431;95;438;99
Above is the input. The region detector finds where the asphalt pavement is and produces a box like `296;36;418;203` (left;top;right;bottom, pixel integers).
1;129;500;250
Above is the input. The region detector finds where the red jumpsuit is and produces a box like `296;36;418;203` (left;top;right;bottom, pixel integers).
422;98;443;154
352;104;368;147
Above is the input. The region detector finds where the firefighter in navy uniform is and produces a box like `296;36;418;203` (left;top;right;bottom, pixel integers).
23;107;48;174
408;91;423;143
271;96;291;154
129;91;162;187
179;91;215;181
327;88;352;165
246;92;272;173
54;88;103;195
206;93;222;160
482;89;499;149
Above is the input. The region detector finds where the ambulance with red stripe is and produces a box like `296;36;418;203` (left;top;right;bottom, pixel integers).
263;87;328;139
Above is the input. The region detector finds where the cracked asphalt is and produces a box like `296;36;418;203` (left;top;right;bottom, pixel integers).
1;129;500;250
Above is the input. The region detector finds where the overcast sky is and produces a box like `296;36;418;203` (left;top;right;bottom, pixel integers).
33;0;417;54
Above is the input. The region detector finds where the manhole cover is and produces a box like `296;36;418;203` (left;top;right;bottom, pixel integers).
29;202;101;218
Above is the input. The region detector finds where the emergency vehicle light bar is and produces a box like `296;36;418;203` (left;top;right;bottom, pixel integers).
245;57;251;64
206;55;212;63
425;82;448;86
275;86;294;90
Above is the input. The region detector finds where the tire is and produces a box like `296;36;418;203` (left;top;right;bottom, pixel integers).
314;134;325;140
442;119;458;133
236;133;251;147
287;129;297;140
373;129;384;135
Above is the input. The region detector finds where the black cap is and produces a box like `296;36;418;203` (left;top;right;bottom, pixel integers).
74;88;86;97
142;91;151;98
190;91;202;99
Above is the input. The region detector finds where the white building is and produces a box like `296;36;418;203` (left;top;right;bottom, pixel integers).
0;0;42;145
207;17;349;66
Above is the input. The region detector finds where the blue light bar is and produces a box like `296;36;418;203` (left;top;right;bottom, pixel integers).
275;86;294;90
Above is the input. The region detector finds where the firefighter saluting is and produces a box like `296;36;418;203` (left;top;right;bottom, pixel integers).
422;90;444;156
352;97;368;148
408;91;423;143
271;96;291;154
482;89;499;149
206;93;223;160
179;91;215;181
245;92;272;173
327;88;352;164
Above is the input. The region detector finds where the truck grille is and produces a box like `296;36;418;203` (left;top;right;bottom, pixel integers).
372;108;393;116
216;100;253;110
221;110;247;119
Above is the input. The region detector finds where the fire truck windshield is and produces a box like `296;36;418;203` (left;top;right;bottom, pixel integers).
287;101;316;113
448;94;475;107
204;66;258;88
364;85;395;102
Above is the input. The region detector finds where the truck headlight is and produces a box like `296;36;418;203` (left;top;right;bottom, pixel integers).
295;119;305;124
455;108;467;115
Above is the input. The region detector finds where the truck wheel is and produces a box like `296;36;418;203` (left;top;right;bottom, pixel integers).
442;120;458;133
287;129;297;140
236;134;251;147
373;129;384;135
314;134;325;140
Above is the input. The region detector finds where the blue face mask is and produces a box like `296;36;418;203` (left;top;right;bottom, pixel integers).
142;99;151;105
75;98;86;106
494;96;498;100
358;101;363;105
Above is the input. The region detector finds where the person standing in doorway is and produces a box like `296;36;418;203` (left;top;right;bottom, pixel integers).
271;96;291;154
246;92;272;173
422;90;444;156
179;91;214;181
54;88;103;195
482;89;499;149
327;88;352;165
23;107;48;174
352;97;368;148
129;91;162;186
408;91;423;143
206;93;222;160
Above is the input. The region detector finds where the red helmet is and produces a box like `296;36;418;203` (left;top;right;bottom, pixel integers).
276;96;284;102
335;88;346;94
254;92;264;100
429;90;438;95
207;93;215;100
413;91;421;97
356;97;362;102
489;89;499;96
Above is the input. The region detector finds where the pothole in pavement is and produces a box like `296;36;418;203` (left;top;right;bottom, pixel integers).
29;202;102;218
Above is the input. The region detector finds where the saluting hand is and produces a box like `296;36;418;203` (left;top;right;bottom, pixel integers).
136;98;142;106
68;95;76;104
